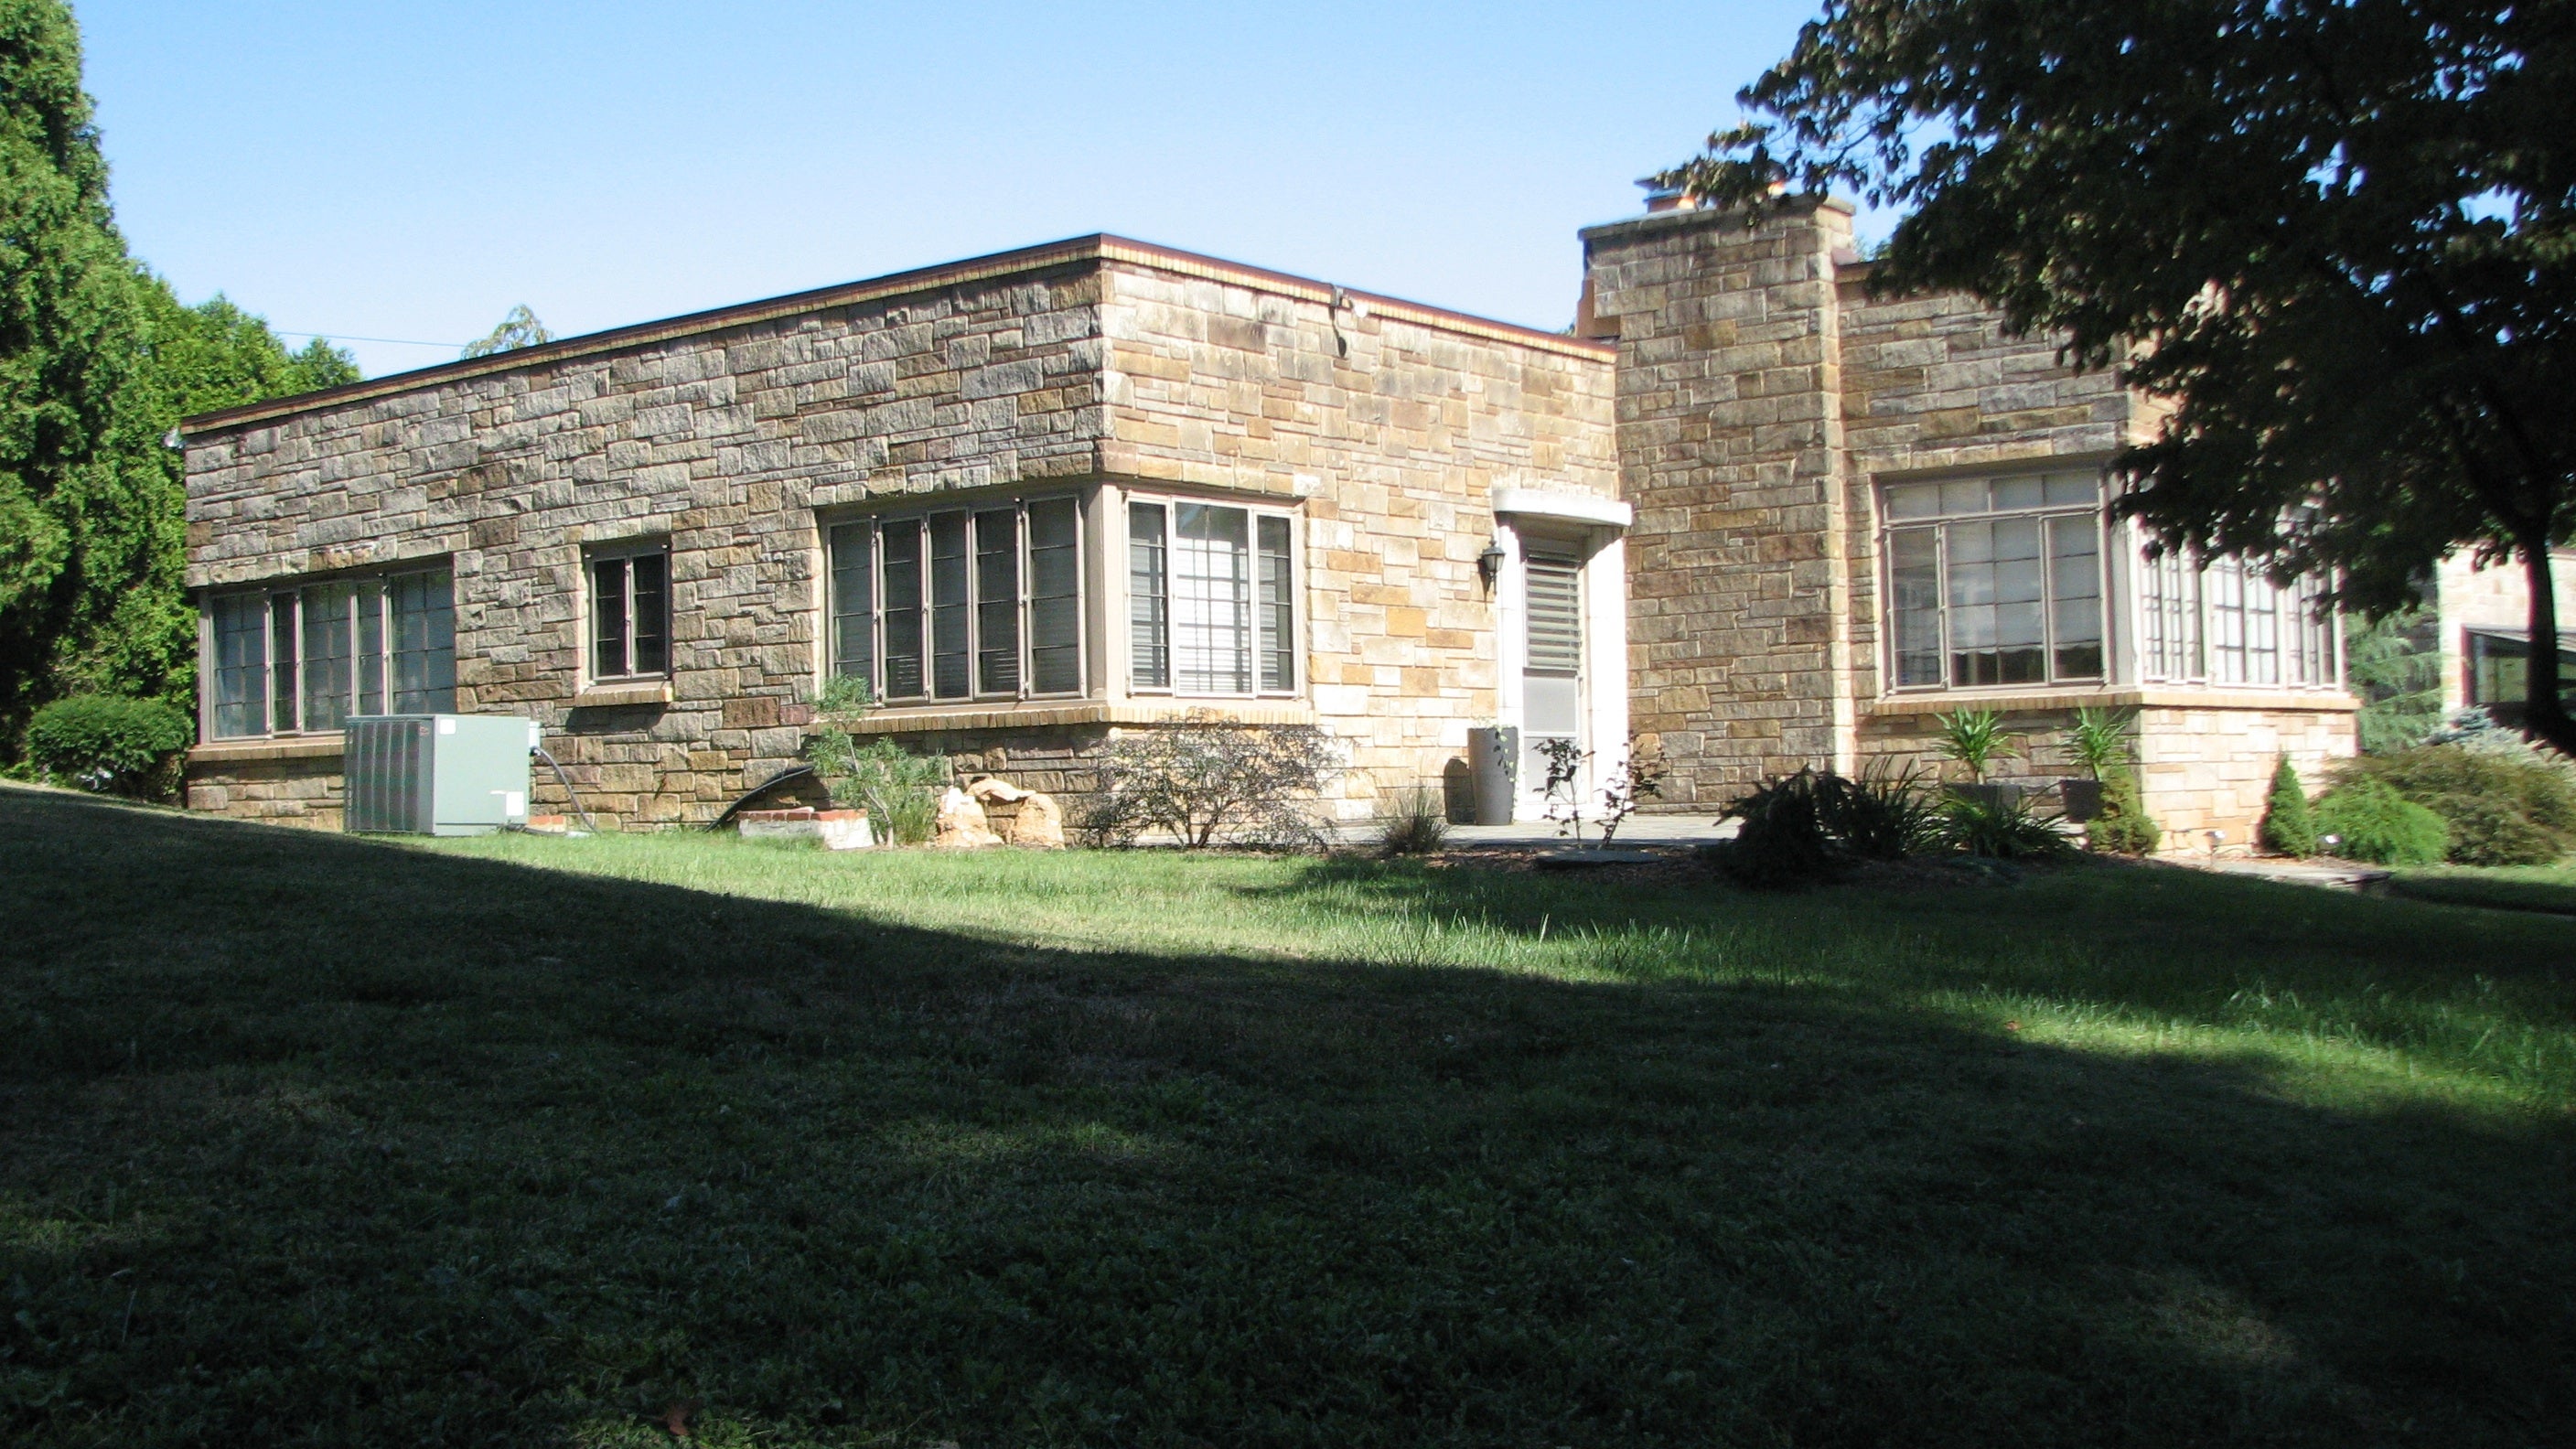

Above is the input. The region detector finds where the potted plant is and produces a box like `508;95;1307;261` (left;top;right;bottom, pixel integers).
1931;707;2021;810
2055;706;2135;823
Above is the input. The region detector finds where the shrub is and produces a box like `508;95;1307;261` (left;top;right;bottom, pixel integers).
1375;785;1448;857
2083;767;2163;856
25;695;192;798
2313;776;2451;866
2338;744;2576;866
1713;765;1942;887
1088;713;1340;850
2259;757;2317;857
1941;790;2076;861
803;731;950;844
1714;767;1854;889
1832;761;1946;861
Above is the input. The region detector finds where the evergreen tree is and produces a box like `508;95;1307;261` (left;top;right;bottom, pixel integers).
2259;756;2317;857
0;0;357;754
2084;767;2163;856
0;0;153;746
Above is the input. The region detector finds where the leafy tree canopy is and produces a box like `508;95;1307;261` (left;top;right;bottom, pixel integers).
463;304;552;358
1661;0;2576;754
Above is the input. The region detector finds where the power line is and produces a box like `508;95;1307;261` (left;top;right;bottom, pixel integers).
273;329;466;349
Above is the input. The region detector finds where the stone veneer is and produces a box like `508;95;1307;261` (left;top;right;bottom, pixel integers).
1583;200;2358;847
181;237;1616;830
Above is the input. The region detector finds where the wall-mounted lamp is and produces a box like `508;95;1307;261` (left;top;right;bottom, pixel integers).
1476;541;1507;593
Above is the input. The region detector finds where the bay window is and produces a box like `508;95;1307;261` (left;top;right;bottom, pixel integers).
1883;467;2343;694
828;496;1083;703
1127;498;1297;695
202;565;456;738
2138;552;2338;688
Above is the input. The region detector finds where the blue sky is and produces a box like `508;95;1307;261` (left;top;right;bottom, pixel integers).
79;2;1838;380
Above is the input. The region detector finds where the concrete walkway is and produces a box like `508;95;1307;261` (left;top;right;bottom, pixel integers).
2165;855;2392;891
1440;814;1738;848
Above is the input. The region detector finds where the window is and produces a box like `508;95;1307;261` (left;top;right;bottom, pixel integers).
2136;550;2340;688
589;545;671;682
204;566;456;738
827;497;1083;703
1128;497;1297;694
1883;473;2104;690
2467;628;2576;721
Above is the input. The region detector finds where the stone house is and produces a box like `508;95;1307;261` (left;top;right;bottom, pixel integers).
178;236;1629;831
181;199;2544;846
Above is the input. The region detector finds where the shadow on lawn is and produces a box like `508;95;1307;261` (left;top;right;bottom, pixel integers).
2;787;2571;1448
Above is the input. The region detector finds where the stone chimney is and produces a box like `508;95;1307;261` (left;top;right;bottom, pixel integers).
1582;197;1861;805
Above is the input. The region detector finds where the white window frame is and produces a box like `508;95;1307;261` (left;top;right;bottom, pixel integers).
585;540;672;686
824;495;1088;705
199;564;457;740
2133;544;2343;690
1123;492;1302;700
1878;472;2109;693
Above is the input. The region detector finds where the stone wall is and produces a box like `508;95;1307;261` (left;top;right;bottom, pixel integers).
181;238;1615;831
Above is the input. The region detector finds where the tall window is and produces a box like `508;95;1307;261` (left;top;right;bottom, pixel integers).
588;544;670;682
1128;498;1296;694
2137;551;2339;688
204;566;456;738
1884;473;2104;690
828;497;1083;703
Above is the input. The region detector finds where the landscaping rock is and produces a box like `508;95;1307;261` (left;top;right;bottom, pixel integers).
932;788;1002;849
1004;790;1066;849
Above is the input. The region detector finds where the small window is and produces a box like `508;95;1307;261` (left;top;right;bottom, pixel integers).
589;545;671;682
827;496;1085;703
1127;495;1298;696
204;566;456;738
2136;550;2341;688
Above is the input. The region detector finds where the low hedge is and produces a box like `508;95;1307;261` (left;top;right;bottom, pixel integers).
2338;745;2576;866
2313;777;2451;866
25;695;193;799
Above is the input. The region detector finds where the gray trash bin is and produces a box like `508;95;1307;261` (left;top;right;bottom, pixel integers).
1467;725;1519;825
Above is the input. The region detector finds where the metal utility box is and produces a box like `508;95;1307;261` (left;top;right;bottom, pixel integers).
344;714;540;835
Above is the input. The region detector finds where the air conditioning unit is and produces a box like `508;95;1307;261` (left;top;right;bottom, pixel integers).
344;714;540;835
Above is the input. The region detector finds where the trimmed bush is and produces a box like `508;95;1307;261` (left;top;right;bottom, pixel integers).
25;695;192;797
2337;744;2575;866
2313;777;2451;866
2259;757;2317;857
2083;767;2163;855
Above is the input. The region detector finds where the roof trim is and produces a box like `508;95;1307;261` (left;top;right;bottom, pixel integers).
180;234;1610;436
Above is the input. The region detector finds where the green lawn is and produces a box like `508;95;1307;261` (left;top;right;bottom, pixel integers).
2386;864;2576;917
3;785;2571;1447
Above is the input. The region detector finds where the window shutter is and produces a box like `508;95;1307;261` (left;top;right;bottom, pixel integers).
1525;553;1582;676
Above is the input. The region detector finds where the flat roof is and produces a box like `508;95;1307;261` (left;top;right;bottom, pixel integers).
180;233;1612;436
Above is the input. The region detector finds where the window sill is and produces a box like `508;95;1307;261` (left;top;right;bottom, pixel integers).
1866;685;2359;716
843;699;1319;735
574;681;672;708
188;734;346;764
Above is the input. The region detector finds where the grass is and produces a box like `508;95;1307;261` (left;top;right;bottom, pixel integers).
3;785;2572;1447
2385;863;2576;917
